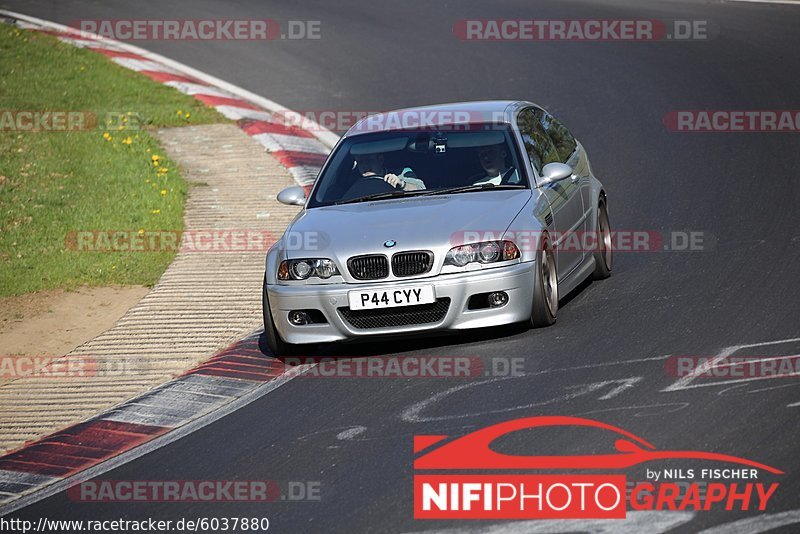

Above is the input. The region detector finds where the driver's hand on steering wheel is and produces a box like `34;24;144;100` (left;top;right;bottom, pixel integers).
383;173;421;191
383;173;406;190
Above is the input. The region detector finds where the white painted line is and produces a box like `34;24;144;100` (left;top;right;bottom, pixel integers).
213;105;274;122
708;354;799;370
577;402;691;417
401;355;669;423
56;36;115;49
0;9;340;150
336;426;367;441
163;81;232;98
111;57;177;73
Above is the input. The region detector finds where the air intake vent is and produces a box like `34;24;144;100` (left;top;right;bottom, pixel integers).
339;298;451;329
544;211;553;226
391;251;433;277
347;255;389;280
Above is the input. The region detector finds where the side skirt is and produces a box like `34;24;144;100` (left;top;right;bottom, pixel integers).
558;254;596;298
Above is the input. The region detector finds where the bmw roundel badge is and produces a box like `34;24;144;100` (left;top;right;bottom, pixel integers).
384;240;396;248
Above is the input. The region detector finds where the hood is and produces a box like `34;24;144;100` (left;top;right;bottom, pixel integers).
285;190;532;270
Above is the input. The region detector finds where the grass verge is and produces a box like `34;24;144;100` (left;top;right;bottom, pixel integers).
0;24;228;296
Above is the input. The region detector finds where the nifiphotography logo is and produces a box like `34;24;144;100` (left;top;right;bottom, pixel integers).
413;416;783;519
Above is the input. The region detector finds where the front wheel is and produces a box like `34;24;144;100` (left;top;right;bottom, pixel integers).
592;198;612;280
530;233;558;328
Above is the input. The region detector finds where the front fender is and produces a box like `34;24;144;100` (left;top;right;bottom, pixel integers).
501;189;549;263
264;239;287;285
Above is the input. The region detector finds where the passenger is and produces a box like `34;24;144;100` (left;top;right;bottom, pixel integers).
472;144;513;185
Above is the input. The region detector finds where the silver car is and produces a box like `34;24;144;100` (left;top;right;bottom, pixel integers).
262;101;612;355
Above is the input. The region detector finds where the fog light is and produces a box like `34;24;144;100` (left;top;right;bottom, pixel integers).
487;291;508;308
288;310;311;325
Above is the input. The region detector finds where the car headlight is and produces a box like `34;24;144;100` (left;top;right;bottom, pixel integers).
278;258;340;280
444;240;520;267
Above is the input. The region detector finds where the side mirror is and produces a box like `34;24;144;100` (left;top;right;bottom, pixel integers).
539;162;573;185
277;186;306;206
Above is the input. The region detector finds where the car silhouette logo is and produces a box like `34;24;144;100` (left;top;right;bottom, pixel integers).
413;416;783;473
384;240;396;248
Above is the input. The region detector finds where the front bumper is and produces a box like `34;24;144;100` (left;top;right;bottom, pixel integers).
266;261;535;344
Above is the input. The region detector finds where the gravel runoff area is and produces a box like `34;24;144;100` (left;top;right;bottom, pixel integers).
0;124;302;453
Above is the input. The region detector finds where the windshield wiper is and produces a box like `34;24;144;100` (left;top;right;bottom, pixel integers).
334;183;525;205
420;183;525;197
334;189;425;205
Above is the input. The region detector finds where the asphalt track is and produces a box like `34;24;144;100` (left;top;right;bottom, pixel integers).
3;0;800;532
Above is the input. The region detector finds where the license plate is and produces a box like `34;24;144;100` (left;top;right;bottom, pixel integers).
348;285;435;310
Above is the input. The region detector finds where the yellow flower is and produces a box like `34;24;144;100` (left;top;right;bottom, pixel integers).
160;189;168;196
122;137;132;145
151;209;161;214
184;113;190;119
176;110;182;116
151;154;159;161
137;228;145;235
102;132;111;140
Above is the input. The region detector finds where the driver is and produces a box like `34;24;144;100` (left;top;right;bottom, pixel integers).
472;144;513;185
354;153;425;191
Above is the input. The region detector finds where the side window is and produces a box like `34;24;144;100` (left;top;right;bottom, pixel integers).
517;108;560;174
540;112;577;163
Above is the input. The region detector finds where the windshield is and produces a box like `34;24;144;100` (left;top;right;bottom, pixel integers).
307;124;527;208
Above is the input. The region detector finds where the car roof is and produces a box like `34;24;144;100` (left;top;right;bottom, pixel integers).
343;100;539;138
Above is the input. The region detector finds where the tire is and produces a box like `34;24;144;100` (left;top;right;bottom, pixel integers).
530;233;558;328
261;280;296;356
592;197;612;280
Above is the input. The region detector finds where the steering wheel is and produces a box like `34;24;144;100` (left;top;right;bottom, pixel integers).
342;174;398;199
